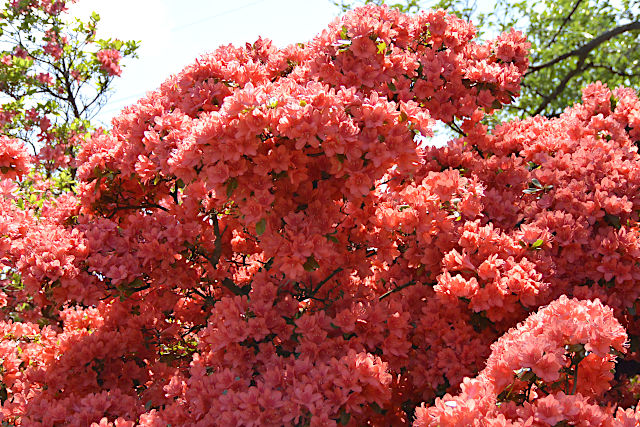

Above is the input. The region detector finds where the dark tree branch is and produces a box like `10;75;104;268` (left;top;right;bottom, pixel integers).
446;120;466;137
80;79;111;118
210;215;225;269
527;21;640;74
221;277;250;296
59;53;81;119
527;21;640;116
520;81;547;98
545;0;584;48
311;267;344;295
379;280;417;300
531;56;587;116
106;203;169;217
198;215;248;296
586;62;640;78
39;84;72;102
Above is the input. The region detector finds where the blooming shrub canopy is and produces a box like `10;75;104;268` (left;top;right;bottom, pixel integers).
2;4;640;426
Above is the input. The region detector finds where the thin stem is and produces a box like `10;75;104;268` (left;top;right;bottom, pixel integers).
545;0;584;48
379;280;418;301
527;21;640;74
312;267;344;295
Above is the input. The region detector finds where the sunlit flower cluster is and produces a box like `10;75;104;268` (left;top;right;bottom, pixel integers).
96;49;122;77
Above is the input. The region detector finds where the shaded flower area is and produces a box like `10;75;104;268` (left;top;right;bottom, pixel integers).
1;4;640;426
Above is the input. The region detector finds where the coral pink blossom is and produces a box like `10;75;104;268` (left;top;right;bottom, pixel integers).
96;48;122;76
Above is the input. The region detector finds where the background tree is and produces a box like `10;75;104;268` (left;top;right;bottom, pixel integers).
333;0;640;122
0;0;138;184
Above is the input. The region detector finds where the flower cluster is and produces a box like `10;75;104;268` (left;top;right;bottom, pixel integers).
96;49;122;77
43;29;66;60
0;136;31;179
414;296;632;426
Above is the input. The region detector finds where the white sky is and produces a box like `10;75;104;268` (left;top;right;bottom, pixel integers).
70;0;342;125
69;0;451;146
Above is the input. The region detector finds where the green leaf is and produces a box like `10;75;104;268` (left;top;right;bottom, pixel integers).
610;347;626;358
340;25;349;40
117;277;146;297
604;213;621;229
303;255;320;272
526;161;540;170
326;234;338;243
522;188;540;194
531;239;544;249
514;367;535;382
565;343;585;354
255;218;266;236
338;409;351;425
376;40;387;54
226;178;238;198
336;40;351;53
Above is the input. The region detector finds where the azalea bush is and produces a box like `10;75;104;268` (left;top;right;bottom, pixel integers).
2;4;640;426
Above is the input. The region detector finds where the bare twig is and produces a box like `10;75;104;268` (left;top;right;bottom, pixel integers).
586;62;640;78
379;280;418;301
531;56;586;116
312;267;344;295
198;215;248;296
545;0;585;48
446;120;466;137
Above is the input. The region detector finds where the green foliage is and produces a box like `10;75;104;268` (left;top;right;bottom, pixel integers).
496;0;640;118
0;1;139;158
256;218;266;236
